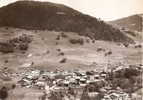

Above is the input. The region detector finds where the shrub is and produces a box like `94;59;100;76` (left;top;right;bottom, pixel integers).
135;44;142;48
104;51;112;56
59;58;67;63
46;50;50;54
4;60;8;63
97;48;105;52
123;43;129;47
59;52;64;56
92;40;95;43
55;42;58;45
0;34;32;53
0;87;8;100
57;49;61;52
19;43;29;50
18;34;32;43
69;38;84;45
61;32;68;38
5;27;9;30
0;42;14;53
56;35;60;40
9;34;32;44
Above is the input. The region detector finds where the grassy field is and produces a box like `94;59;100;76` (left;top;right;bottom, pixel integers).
0;27;142;72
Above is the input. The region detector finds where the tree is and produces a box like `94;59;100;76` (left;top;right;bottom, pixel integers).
0;87;8;100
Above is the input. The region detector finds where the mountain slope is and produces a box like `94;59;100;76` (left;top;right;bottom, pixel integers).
110;14;142;32
0;1;133;42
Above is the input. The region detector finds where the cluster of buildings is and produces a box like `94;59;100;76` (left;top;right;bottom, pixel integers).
17;65;138;100
18;69;106;88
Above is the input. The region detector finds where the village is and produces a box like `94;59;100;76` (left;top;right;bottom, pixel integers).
15;64;142;100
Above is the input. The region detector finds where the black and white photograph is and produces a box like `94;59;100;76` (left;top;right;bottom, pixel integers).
0;0;142;100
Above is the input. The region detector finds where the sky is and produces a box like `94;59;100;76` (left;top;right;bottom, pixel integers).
0;0;143;21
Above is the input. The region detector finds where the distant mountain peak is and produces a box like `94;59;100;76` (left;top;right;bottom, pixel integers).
138;14;143;17
110;14;142;32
